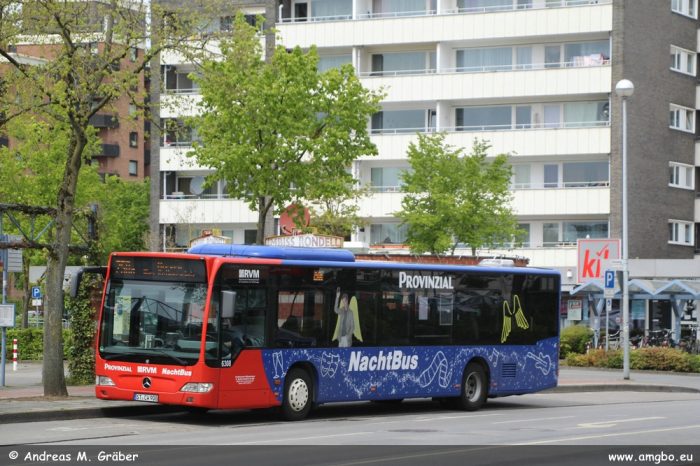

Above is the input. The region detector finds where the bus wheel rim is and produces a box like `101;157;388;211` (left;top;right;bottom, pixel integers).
466;372;481;402
288;378;309;412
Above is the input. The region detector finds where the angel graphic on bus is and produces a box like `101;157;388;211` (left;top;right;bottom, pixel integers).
333;288;362;347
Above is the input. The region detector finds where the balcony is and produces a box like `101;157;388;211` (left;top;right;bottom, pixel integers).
88;114;120;128
366;125;611;160
361;65;612;103
159;198;258;224
276;1;612;48
94;142;120;157
160;146;208;171
356;184;609;218
511;186;610;216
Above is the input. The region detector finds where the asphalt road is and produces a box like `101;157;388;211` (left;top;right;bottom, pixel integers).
3;391;699;446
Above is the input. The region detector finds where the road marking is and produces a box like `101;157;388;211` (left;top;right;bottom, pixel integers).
512;424;700;445
225;431;373;445
492;416;575;424
335;446;503;466
577;416;664;429
414;413;502;422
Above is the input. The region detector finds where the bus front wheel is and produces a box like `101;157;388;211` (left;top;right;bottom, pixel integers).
282;368;314;421
455;363;487;411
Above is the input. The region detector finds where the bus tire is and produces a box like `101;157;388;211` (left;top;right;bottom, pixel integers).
281;368;313;421
454;363;487;411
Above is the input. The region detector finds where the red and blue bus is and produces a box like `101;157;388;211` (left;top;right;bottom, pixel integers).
74;245;560;421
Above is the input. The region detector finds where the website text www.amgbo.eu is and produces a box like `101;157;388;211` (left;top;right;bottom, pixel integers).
609;451;694;464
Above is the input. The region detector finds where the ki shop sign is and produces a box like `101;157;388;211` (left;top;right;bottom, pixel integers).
577;239;621;284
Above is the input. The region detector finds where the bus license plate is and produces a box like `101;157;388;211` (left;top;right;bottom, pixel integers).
134;393;158;403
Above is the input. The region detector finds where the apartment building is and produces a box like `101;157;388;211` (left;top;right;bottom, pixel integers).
155;0;700;292
2;41;149;181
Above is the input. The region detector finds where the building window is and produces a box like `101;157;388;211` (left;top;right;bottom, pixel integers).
563;161;609;187
244;230;257;244
669;162;694;189
371;51;435;76
129;103;137;120
517;223;530;247
370;223;409;245
672;0;697;18
670;104;694;132
671;46;696;75
669;220;694;245
512;165;531;189
130;47;138;62
129;132;138;147
371;167;413;192
318;55;352;73
129;161;137;176
562;221;609;243
371;110;431;134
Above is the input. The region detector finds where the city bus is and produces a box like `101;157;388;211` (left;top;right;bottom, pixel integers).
74;245;560;421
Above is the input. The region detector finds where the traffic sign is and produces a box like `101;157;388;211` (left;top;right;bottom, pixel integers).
606;298;612;312
32;299;42;307
604;270;615;298
31;286;42;299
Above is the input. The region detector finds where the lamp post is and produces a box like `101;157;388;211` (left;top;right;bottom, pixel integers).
615;79;634;380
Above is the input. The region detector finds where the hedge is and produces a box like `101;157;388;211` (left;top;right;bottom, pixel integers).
3;328;72;361
560;325;592;357
565;348;700;373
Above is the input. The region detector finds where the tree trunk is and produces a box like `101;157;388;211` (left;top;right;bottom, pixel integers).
43;134;85;397
21;254;30;329
256;195;266;245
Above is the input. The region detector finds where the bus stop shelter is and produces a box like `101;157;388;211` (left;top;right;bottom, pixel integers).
570;279;700;347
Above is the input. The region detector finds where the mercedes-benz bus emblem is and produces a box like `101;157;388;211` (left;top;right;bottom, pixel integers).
142;377;152;389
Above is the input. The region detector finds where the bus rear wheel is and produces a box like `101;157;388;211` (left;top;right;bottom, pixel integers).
454;363;487;411
282;368;314;421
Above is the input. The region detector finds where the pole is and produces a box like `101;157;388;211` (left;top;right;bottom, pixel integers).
622;96;630;380
13;338;17;371
1;244;6;387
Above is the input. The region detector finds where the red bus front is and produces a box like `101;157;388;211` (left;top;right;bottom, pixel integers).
93;253;276;411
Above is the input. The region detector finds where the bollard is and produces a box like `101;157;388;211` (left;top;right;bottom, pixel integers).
586;341;590;354
13;338;17;371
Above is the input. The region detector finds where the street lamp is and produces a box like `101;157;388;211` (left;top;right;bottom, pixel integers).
615;79;634;380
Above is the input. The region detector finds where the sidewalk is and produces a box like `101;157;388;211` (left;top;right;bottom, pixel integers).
1;361;699;424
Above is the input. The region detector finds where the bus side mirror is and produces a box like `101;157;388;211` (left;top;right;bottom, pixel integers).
221;291;237;319
69;266;107;299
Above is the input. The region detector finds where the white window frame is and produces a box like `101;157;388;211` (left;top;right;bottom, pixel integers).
669;219;694;245
669;162;695;189
672;0;698;18
670;104;695;133
670;46;696;76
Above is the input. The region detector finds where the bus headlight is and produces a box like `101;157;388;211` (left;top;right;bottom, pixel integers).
96;376;116;386
180;383;214;393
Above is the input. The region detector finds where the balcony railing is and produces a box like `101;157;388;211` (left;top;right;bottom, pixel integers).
94;142;120;157
371;127;436;135
89;114;120;128
164;193;231;200
163;88;201;95
357;9;437;20
442;59;610;74
360;68;437;78
445;120;610;132
278;0;611;24
511;180;610;189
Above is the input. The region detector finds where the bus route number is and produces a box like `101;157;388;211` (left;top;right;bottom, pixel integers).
221;359;232;367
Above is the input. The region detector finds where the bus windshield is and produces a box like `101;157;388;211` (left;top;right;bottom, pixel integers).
99;279;209;366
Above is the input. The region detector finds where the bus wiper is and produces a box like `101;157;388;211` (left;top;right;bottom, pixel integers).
103;352;141;361
143;349;189;366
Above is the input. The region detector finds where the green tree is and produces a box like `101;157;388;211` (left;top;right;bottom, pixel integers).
0;117;103;328
396;133;523;255
0;0;219;396
190;13;384;244
307;181;370;239
99;176;151;261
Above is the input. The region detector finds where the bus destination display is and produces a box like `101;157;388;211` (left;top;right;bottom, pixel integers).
111;257;207;283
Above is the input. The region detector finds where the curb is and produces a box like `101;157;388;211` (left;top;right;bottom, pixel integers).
0;404;186;425
546;383;700;394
